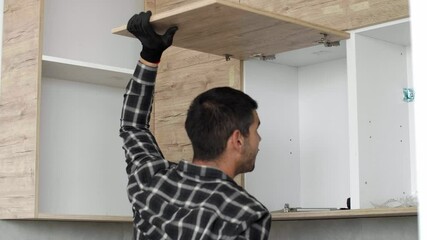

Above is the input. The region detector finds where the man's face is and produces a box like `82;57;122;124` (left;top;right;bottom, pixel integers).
240;111;261;173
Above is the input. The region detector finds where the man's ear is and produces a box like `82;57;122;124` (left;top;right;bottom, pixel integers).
229;129;244;151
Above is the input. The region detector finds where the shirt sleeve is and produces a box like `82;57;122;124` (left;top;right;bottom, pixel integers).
237;212;272;240
119;61;169;184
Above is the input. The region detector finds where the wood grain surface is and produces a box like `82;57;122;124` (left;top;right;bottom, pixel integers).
145;1;246;186
240;0;409;31
0;0;43;219
113;0;349;60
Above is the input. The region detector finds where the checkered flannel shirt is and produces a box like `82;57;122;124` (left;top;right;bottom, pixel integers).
120;61;271;240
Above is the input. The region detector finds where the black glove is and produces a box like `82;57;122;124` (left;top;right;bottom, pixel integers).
127;11;178;63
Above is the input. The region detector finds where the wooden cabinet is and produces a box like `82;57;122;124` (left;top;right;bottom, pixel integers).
0;0;142;221
347;19;414;209
113;0;350;188
244;18;416;215
1;0;412;221
244;46;349;211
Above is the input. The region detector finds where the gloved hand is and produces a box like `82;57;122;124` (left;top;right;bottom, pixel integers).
127;11;178;63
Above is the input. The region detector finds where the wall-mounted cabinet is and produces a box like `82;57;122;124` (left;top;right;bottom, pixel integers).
39;57;132;219
347;19;414;209
244;45;349;211
244;18;416;216
0;0;142;221
1;0;413;223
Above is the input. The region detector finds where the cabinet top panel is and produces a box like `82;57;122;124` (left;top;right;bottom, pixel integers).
112;0;349;60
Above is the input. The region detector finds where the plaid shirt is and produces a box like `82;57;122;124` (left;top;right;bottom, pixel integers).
120;61;271;240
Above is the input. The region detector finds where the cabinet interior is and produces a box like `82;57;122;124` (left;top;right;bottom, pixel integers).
35;0;142;219
244;18;415;213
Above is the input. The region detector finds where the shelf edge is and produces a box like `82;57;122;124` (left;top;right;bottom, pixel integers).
271;207;418;221
42;55;133;88
35;213;133;222
42;55;133;75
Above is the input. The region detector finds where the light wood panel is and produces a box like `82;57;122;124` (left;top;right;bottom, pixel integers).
37;207;417;222
113;0;349;60
240;0;409;31
0;0;43;219
155;48;241;162
36;213;132;222
147;1;246;186
154;0;239;13
271;207;417;221
154;47;244;186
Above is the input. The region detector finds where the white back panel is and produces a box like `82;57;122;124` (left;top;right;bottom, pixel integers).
244;60;300;211
298;58;350;208
43;0;143;69
355;34;412;208
39;78;131;216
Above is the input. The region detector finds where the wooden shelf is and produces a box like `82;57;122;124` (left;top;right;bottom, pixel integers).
34;213;132;222
42;56;133;88
21;208;416;222
25;207;416;222
271;207;418;221
112;0;349;60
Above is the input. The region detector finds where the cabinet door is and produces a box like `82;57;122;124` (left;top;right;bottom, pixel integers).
113;0;349;60
240;0;409;31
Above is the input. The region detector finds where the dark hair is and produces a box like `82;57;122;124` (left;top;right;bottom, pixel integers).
185;87;258;161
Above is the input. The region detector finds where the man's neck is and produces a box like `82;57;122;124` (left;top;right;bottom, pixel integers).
192;158;236;179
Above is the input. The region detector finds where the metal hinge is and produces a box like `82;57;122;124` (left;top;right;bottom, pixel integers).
317;33;340;47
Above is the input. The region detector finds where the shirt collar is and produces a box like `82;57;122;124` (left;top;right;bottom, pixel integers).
177;160;232;182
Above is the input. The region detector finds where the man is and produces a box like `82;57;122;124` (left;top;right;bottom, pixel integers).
120;11;271;240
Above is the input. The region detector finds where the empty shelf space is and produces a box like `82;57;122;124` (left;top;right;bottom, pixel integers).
42;56;133;88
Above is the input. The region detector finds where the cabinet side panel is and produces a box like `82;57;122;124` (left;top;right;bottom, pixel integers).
150;2;244;186
0;0;43;218
355;35;412;208
154;47;243;185
240;0;409;31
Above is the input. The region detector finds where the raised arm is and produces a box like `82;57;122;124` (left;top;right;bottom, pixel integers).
119;11;177;181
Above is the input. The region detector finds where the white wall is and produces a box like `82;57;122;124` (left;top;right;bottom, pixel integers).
299;58;349;208
353;34;412;208
244;57;349;210
39;77;130;216
244;60;300;211
43;0;142;69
